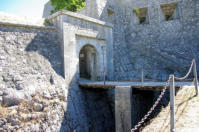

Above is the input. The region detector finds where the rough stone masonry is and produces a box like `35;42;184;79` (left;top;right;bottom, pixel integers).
0;0;198;132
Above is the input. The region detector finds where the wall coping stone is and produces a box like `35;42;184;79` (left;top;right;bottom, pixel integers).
0;21;56;30
76;33;105;41
75;29;105;40
46;10;113;28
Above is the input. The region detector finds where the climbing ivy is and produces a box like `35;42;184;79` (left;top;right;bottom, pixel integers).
50;0;85;14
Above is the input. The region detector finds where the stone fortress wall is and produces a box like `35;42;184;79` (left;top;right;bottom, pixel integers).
0;19;67;131
0;4;157;131
78;0;199;81
0;12;115;132
46;10;114;83
0;0;199;131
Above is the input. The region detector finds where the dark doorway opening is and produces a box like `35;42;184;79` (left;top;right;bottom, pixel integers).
79;45;98;80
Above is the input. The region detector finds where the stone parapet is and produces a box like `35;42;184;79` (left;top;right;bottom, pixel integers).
46;10;113;28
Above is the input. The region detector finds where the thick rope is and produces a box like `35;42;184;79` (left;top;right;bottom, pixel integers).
174;59;195;81
131;59;196;131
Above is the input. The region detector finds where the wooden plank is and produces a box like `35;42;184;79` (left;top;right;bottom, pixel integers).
79;80;191;91
115;86;132;132
79;84;181;91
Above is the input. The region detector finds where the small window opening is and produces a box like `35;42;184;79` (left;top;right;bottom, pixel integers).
107;9;115;23
161;2;179;21
133;8;149;24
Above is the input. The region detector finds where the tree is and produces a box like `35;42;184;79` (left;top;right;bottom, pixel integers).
50;0;85;14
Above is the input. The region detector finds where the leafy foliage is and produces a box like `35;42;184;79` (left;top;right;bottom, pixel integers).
50;0;85;14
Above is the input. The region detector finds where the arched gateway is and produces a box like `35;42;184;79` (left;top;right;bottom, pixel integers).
79;44;99;80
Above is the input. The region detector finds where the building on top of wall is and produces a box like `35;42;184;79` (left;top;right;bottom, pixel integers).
43;0;199;81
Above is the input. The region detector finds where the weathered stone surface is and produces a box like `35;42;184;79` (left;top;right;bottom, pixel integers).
2;124;19;132
42;91;52;100
0;96;3;106
0;91;3;96
0;84;5;89
21;113;32;122
15;83;24;90
0;118;7;127
33;103;43;112
115;86;132;132
12;75;23;82
76;0;199;81
0;13;64;132
10;118;21;126
2;90;26;106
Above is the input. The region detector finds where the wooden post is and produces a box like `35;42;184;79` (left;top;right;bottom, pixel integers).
115;86;132;132
193;59;198;96
169;74;175;132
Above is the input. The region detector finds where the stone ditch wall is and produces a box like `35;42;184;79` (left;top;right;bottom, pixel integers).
43;0;199;81
0;24;67;131
1;0;198;131
76;0;199;129
78;0;199;81
0;12;158;132
47;11;115;132
78;0;140;80
0;21;115;132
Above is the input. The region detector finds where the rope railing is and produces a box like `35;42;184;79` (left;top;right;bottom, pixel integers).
100;66;195;84
174;59;195;81
130;59;198;132
169;59;198;132
100;70;164;84
173;59;198;96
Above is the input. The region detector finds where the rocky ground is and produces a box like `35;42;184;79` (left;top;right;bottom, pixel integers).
0;69;67;132
0;85;67;132
141;85;199;132
0;20;68;131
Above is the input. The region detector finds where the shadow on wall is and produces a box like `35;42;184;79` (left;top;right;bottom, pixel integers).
60;78;115;132
58;50;115;132
25;31;64;77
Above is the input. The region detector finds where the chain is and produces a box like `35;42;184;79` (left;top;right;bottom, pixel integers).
130;59;195;131
131;79;170;132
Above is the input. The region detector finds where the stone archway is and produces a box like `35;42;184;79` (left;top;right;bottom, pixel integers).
79;44;99;80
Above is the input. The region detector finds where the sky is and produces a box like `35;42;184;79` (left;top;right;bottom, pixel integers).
0;0;49;18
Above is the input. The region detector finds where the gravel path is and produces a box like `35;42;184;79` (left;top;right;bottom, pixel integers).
141;85;199;132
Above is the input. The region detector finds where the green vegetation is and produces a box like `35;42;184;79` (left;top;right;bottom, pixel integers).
50;0;85;14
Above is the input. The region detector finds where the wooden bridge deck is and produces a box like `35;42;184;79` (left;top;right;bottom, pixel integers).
78;79;194;91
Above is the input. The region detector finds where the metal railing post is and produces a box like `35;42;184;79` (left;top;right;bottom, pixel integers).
141;69;144;86
169;74;175;132
102;45;106;85
193;59;198;96
103;71;106;85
